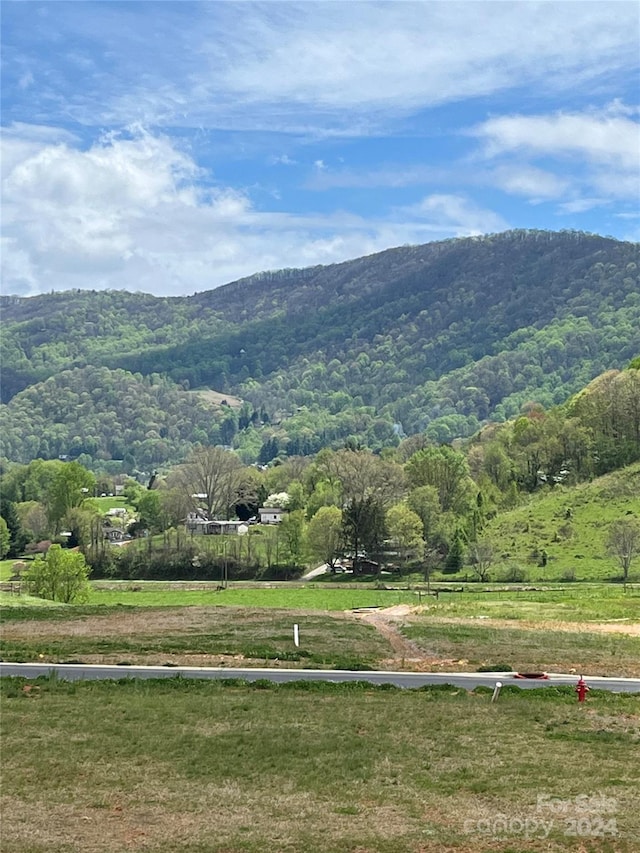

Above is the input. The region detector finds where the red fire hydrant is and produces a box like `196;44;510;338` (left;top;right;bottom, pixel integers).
576;676;589;703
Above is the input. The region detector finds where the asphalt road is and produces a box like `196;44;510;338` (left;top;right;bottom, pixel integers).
1;662;639;692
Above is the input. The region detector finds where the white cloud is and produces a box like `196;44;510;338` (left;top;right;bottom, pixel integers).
557;198;609;215
469;105;640;207
472;109;640;172
269;154;298;166
1;125;509;297
6;2;639;133
402;194;509;235
489;166;570;202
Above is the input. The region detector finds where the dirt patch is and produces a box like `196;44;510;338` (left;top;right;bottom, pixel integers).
352;604;426;663
192;388;244;408
0;606;346;639
425;616;640;637
71;652;306;668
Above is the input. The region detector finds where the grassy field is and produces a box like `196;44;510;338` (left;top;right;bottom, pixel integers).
1;677;638;853
0;584;417;611
0;606;391;670
413;583;640;622
4;578;638;615
1;583;639;675
399;622;640;677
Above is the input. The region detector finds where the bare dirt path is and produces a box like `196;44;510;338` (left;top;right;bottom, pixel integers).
350;604;640;673
351;605;430;667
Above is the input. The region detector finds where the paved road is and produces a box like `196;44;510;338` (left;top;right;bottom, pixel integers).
1;662;639;693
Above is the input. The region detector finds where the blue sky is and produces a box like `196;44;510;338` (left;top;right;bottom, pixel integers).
2;1;639;297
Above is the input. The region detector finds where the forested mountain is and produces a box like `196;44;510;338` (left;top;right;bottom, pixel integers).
0;367;240;470
1;229;638;470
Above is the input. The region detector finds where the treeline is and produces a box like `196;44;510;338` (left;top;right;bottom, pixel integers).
2;362;639;587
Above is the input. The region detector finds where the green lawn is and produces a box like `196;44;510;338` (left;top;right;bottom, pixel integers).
88;585;417;610
0;558;26;581
1;677;638;852
90;496;134;513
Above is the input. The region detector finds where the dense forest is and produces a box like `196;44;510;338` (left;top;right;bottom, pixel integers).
1;229;638;471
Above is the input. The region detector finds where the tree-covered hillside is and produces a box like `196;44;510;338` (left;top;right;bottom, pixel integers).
1;230;638;468
0;367;238;471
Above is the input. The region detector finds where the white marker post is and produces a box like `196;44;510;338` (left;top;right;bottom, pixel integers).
293;624;300;647
491;681;502;703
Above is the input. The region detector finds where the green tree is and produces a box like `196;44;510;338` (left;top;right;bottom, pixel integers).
306;505;343;570
343;495;387;574
280;509;306;568
305;479;342;519
319;449;403;573
135;490;167;534
24;544;91;603
443;530;465;574
405;446;475;515
63;505;101;549
46;462;95;532
407;485;442;543
0;497;29;558
0;516;10;559
386;503;423;574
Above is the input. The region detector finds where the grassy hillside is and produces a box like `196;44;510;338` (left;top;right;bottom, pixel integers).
477;463;640;582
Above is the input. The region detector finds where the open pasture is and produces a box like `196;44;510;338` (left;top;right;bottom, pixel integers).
0;606;390;671
1;582;639;676
1;677;638;853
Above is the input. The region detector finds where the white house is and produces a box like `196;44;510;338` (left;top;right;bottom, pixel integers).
258;506;286;524
185;513;248;535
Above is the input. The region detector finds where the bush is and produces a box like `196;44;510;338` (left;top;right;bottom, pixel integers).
498;564;528;583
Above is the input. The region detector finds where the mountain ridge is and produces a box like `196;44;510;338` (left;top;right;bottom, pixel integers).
1;229;638;469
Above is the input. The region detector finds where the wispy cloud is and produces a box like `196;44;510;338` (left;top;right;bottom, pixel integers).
3;2;639;133
489;166;570;203
305;164;445;190
400;194;509;235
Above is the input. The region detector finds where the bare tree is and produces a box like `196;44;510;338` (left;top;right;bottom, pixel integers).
169;446;244;519
469;537;495;582
317;448;405;507
607;518;640;589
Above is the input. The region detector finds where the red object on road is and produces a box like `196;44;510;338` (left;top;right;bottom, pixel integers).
576;676;589;702
513;672;549;679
